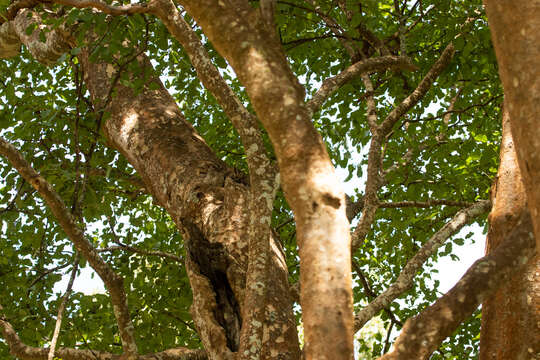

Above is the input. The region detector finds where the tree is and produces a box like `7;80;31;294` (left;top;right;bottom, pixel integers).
0;1;536;359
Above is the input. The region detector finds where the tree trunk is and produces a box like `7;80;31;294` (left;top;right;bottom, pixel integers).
483;0;540;250
177;4;354;358
77;46;300;360
479;107;540;359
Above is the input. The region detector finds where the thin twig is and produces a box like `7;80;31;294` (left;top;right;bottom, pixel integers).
48;253;80;360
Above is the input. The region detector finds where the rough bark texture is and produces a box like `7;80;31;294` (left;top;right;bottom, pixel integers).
0;7;300;359
479;107;540;359
177;2;354;359
483;0;540;250
78;49;299;359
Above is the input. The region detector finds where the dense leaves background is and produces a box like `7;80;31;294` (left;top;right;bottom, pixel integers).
1;0;502;358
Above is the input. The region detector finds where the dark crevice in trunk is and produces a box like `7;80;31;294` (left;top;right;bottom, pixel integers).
183;220;242;352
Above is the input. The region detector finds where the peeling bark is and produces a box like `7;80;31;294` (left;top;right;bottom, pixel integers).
479;107;540;359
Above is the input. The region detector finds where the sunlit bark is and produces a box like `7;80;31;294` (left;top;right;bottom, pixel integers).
479;107;540;359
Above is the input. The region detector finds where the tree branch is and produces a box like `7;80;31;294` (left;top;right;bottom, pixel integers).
379;42;455;135
0;307;207;360
143;3;280;356
53;0;150;15
380;199;475;208
98;245;183;262
379;210;536;360
0;137;138;357
354;200;491;331
48;253;79;360
103;216;183;262
306;55;417;115
350;74;382;252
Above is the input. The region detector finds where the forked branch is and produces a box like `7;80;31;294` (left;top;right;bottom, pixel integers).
307;55;417;115
379;210;535;360
354;200;491;331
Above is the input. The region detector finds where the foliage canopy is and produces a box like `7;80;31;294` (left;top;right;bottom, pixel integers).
0;0;506;359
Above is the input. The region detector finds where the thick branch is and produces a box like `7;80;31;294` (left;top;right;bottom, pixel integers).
0;137;138;356
144;2;279;356
0;9;71;64
354;200;491;331
379;210;536;360
306;55;417;115
484;0;540;250
53;0;149;15
178;1;353;358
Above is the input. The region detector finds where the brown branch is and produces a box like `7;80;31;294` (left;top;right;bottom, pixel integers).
0;9;71;64
0;137;138;357
352;261;403;327
354;200;491;331
147;0;275;185
351;44;455;251
379;210;536;360
408;93;503;125
28;262;71;289
305;0;356;56
380;199;475;208
0;308;207;360
102;216;183;262
0;0;41;23
282;33;338;47
48;253;79;360
345;194;364;221
53;0;150;15
98;245;183;262
379;42;455;135
307;55;417;115
145;3;279;357
350;74;382;252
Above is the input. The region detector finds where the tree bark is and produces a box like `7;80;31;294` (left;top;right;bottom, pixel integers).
483;0;540;250
479;106;540;359
177;3;354;358
78;51;300;359
1;8;300;359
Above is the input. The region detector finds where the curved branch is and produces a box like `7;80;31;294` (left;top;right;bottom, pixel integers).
379;210;536;360
306;55;417;116
379;42;455;135
0;137;138;357
0;308;207;360
354;200;491;331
